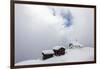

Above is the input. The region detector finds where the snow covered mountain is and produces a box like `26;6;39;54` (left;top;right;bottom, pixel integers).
15;47;94;66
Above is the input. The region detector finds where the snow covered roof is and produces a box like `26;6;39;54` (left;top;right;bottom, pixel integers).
71;41;83;47
53;46;65;50
42;50;54;54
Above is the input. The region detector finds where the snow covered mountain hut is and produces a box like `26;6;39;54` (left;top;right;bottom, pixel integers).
53;46;65;56
42;50;54;60
69;41;83;49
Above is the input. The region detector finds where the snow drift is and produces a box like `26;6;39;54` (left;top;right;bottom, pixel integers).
15;47;94;66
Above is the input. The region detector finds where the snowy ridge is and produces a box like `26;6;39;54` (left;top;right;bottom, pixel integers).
15;47;94;66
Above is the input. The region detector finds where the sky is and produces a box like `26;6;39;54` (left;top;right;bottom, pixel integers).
15;4;94;63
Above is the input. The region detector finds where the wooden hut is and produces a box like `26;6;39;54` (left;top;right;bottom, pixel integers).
53;46;65;56
42;50;54;60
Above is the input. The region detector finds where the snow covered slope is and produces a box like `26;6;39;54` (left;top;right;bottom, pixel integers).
15;47;94;66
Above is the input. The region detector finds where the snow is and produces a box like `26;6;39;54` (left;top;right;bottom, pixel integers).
53;46;65;50
73;42;83;47
70;41;84;48
42;50;54;54
15;47;94;66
